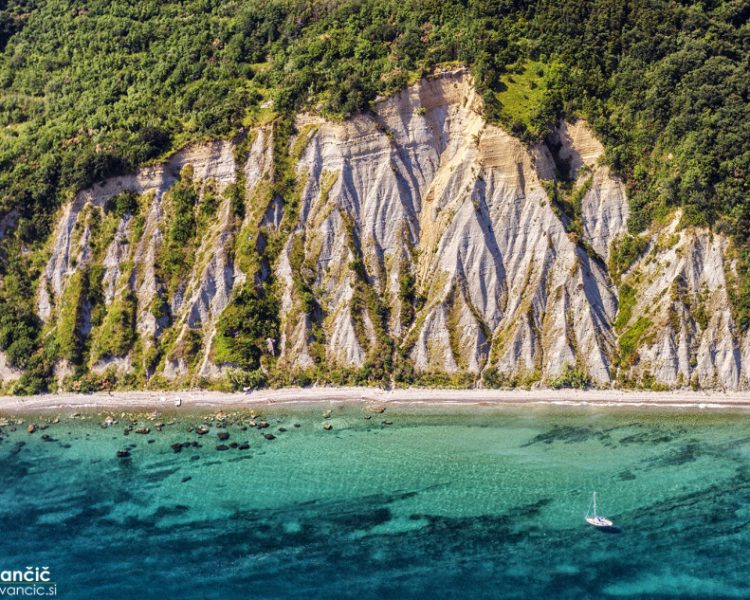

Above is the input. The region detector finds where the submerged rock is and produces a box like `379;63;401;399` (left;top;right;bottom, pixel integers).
263;433;276;440
116;449;130;458
323;423;333;431
217;431;230;441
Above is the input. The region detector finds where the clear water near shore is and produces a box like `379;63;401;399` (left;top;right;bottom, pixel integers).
0;405;748;599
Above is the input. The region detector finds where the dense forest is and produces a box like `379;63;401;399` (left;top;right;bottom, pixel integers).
0;0;748;392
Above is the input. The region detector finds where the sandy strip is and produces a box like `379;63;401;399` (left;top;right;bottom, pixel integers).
1;387;750;414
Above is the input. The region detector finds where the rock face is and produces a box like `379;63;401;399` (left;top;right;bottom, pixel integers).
29;70;750;390
0;352;22;384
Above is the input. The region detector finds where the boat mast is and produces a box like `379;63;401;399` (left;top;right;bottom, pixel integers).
593;492;597;518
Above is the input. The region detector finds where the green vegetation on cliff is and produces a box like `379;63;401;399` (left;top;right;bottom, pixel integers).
0;0;748;390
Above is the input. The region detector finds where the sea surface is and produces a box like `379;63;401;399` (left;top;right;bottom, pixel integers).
0;404;748;599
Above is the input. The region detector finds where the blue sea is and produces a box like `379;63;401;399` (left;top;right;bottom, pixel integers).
0;404;748;599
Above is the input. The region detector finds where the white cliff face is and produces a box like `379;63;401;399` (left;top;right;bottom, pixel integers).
38;133;274;380
547;121;629;262
618;215;745;390
285;73;619;383
31;71;750;389
0;352;22;384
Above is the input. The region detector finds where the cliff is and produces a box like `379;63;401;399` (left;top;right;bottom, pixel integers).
9;70;749;391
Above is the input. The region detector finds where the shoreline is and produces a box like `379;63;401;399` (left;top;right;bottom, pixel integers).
2;387;750;414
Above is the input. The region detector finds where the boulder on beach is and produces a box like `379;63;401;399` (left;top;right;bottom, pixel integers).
27;424;36;434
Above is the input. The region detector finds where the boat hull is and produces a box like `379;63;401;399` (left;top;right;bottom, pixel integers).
586;516;614;527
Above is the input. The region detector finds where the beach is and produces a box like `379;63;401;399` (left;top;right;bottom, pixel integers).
1;386;750;414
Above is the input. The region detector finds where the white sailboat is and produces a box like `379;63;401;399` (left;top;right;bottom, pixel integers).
585;492;614;528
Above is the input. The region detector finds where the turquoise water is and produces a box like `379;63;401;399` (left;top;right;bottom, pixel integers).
0;405;749;598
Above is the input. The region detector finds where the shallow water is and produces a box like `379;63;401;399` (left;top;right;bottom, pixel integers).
0;405;748;599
